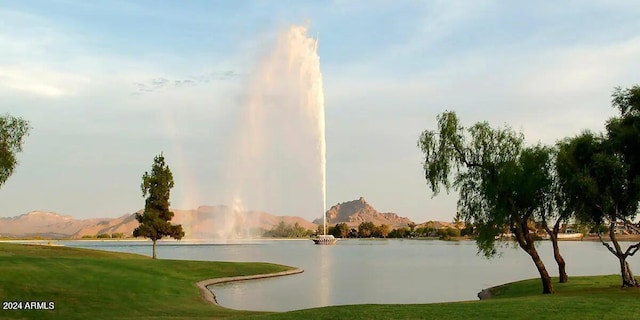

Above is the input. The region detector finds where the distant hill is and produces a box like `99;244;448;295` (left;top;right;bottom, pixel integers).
0;211;110;238
314;197;414;228
0;207;317;239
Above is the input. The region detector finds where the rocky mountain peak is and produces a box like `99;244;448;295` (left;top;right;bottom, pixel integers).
314;197;413;228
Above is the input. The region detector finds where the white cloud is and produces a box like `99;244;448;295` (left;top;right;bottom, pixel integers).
0;65;91;98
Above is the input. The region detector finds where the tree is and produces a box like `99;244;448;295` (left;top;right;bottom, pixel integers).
418;111;556;294
373;224;390;238
0;114;31;189
534;148;571;283
358;221;375;238
407;222;416;236
331;223;350;238
425;221;438;235
452;215;464;230
265;222;312;237
388;227;409;238
557;86;640;287
316;224;324;235
133;153;184;259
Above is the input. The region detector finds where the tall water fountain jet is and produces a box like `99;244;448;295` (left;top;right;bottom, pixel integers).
219;24;328;239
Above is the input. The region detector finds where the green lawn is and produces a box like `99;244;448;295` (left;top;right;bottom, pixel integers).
2;242;640;320
0;243;291;319
241;275;640;320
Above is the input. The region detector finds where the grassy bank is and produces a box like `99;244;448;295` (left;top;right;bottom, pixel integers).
242;275;640;320
0;243;292;320
2;243;640;319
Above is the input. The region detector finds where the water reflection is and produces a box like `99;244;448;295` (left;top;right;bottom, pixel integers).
317;245;331;307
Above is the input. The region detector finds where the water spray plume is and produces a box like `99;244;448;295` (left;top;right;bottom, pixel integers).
216;24;327;239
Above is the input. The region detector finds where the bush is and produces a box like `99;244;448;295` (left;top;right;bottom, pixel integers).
447;227;461;237
438;227;461;240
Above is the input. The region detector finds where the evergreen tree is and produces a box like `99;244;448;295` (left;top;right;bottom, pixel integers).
133;153;184;259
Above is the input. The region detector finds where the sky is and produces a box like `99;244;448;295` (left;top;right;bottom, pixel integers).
1;1;639;223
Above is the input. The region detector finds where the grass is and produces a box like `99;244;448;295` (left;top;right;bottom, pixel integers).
2;243;640;320
240;276;640;320
0;243;292;320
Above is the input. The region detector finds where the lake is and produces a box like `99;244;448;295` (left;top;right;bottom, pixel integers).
59;238;640;311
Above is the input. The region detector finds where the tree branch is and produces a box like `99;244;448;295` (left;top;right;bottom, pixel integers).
618;215;640;234
624;242;640;257
553;217;561;234
451;142;484;169
596;231;617;256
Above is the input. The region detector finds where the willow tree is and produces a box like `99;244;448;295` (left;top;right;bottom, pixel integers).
539;171;571;284
133;153;184;259
530;149;572;284
0;114;31;189
557;86;640;287
418;111;556;294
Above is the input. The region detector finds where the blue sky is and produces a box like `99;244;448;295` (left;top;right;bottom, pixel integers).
1;1;639;223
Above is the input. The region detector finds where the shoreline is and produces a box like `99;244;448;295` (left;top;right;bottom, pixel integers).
196;268;305;307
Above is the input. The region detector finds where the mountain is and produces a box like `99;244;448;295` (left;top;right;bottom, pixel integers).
314;197;414;228
0;207;318;239
161;206;317;239
0;211;110;238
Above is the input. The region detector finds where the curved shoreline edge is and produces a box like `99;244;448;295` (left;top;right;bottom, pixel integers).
477;288;493;300
196;268;305;306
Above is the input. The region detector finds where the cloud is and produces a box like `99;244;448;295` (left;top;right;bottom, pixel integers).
0;65;91;98
131;70;245;95
324;28;640;144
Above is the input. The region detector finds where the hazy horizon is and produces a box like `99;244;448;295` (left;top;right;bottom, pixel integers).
1;1;639;223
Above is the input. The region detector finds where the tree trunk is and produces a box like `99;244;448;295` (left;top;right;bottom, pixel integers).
619;258;640;287
600;222;640;287
608;225;640;287
152;239;157;259
545;218;568;283
550;233;568;283
514;220;554;294
528;241;555;293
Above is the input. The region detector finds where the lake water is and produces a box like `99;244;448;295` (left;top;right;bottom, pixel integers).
58;238;640;312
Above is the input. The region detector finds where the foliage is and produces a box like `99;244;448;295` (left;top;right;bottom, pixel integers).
0;114;31;189
555;85;640;287
96;233;111;239
438;227;461;240
264;222;312;238
330;223;350;238
415;221;439;237
388;227;410;238
590;224;609;234
372;224;390;238
357;222;376;238
460;223;475;237
418;111;556;293
133;153;184;259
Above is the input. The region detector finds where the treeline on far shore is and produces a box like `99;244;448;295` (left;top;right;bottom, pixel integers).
261;221;473;240
81;233;127;239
